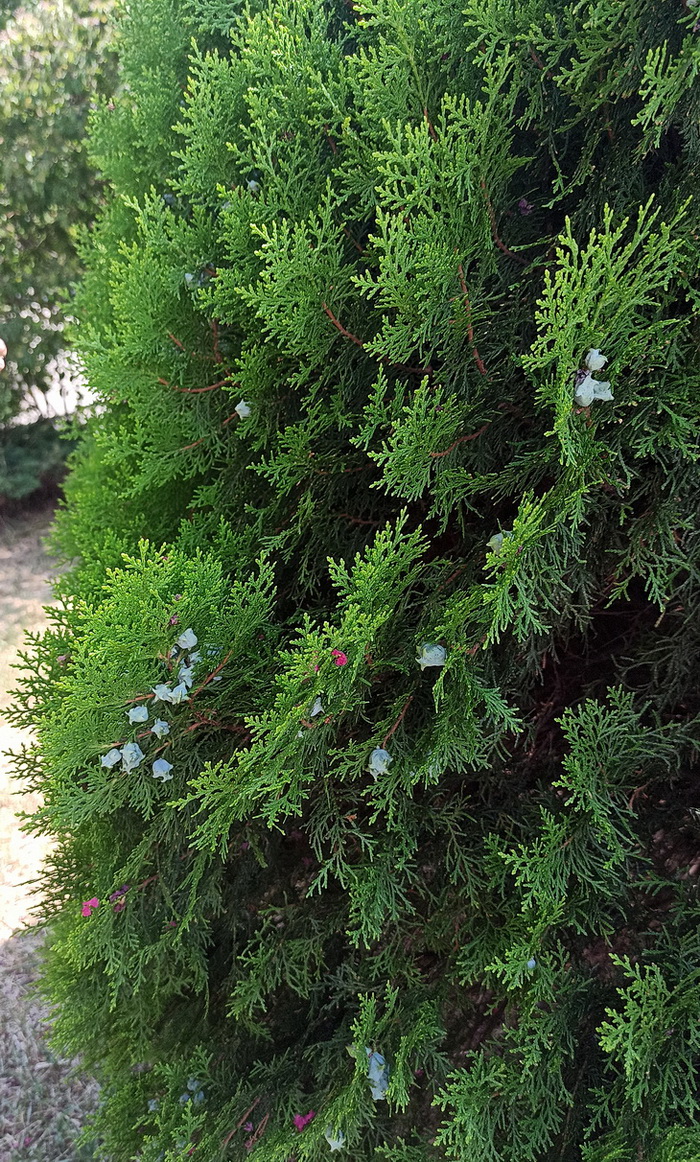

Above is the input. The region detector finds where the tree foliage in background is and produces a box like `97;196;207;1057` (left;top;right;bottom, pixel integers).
0;0;116;497
9;0;700;1159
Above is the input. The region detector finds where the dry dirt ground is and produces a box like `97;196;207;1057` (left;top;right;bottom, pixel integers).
0;506;100;1162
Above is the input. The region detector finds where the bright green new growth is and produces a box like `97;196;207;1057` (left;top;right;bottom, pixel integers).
9;0;700;1159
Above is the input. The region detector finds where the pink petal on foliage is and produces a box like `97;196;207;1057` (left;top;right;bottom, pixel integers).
293;1110;316;1132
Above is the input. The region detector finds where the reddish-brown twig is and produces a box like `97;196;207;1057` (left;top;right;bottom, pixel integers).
429;422;491;458
321;305;433;378
334;512;381;526
323;123;338;154
529;47;553;76
321;302;365;348
424;108;438;143
457;263;488;376
167;332;213;357
247;1115;269;1148
382;694;414;748
394;360;433;376
184;711;249;737
342;225;365;254
480;181;528;266
466;636;487;656
211;319;223;363
190;652;232;700
178;438;205;451
222;1097;262;1147
438;564;468;591
313;464;368;476
161;376;231;395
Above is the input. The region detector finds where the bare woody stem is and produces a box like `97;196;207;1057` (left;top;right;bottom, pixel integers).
382;694;414;748
479;180;528;266
168;331;215;360
321;302;365;347
211;318;223;363
159;376;232;394
190;651;232;700
334;512;381;526
456;263;488;376
429;422;491;458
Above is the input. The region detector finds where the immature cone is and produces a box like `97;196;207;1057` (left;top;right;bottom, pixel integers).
574;374;613;407
487;531;512;555
101;747;122;768
368;748;392;780
121;742;145;772
585;348;608;371
417;643;446;670
324;1127;345;1151
366;1047;390;1100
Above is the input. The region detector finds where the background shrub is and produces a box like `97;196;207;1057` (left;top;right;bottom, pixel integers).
0;0;116;498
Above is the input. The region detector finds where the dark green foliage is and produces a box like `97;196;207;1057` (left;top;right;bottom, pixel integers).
10;0;700;1159
0;418;74;500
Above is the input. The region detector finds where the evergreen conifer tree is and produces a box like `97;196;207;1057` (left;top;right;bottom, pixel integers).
9;1;700;1158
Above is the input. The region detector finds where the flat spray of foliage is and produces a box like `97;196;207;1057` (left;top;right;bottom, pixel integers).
9;0;700;1159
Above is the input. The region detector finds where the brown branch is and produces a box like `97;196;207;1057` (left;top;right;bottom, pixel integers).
321;302;365;347
342;225;365;254
321;305;433;378
178;438;205;451
334;512;381;526
429;422;491;458
382;694;414;748
466;636;487;656
222;1097;262;1146
248;1114;269;1148
168;331;215;361
169;377;231;395
423;108;438;143
393;360;433;376
438;565;468;591
211;318;223;363
323;123;338;154
480;181;528;266
457;263;488;376
190;651;232;700
313;464;369;476
184;711;249;737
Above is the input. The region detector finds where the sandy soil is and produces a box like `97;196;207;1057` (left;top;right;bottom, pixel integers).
0;506;101;1162
0;507;55;940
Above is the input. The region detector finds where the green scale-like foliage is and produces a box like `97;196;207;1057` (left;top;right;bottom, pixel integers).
10;0;700;1159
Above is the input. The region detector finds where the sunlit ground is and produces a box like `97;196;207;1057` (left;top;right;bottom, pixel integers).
0;507;101;1161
